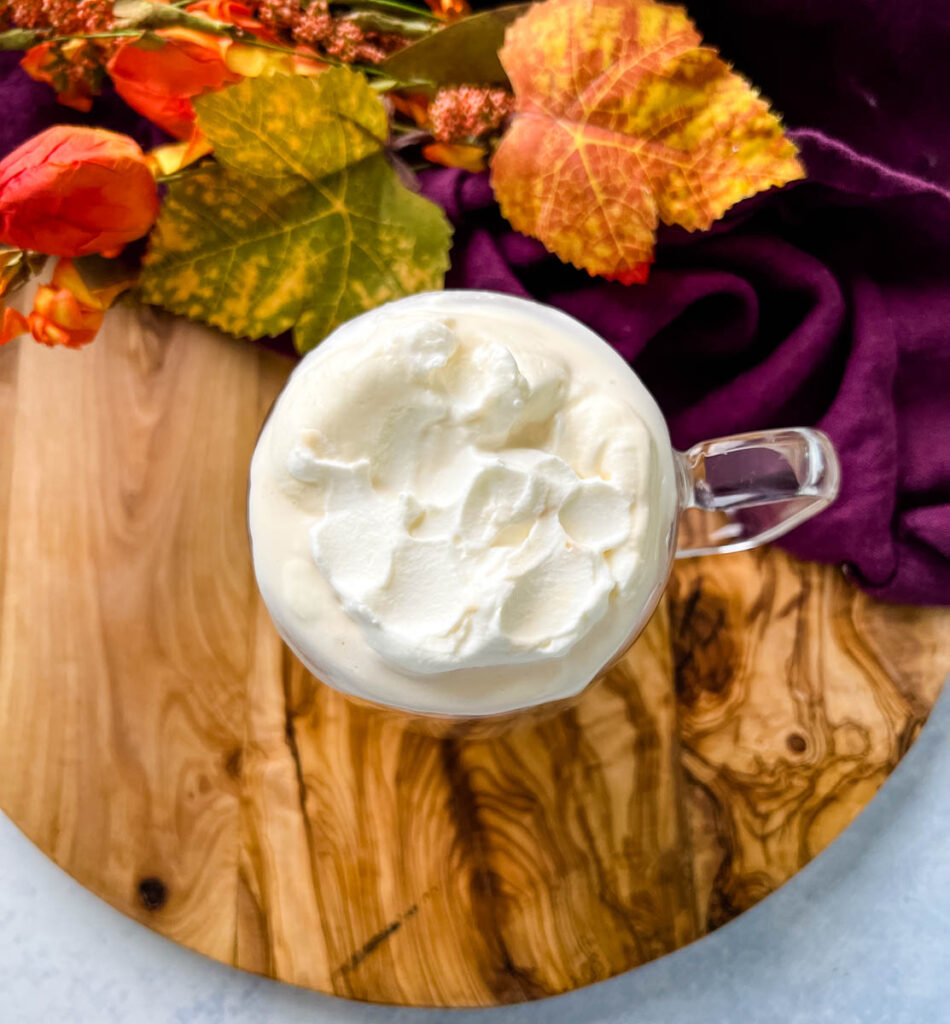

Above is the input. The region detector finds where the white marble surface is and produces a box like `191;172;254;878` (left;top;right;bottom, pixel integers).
1;682;948;1024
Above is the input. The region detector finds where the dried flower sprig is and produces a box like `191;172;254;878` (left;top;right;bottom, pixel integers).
428;85;513;143
294;2;399;63
0;0;114;33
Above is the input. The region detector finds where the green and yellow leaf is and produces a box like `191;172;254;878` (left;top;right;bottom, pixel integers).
140;71;452;351
490;0;804;282
195;72;388;181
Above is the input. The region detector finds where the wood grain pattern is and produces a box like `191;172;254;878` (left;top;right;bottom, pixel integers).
668;556;948;930
0;310;946;1007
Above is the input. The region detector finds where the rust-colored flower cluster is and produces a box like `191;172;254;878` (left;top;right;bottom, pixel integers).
428;86;514;143
2;0;115;109
256;0;299;29
189;0;404;64
294;3;396;64
390;87;514;173
0;0;114;33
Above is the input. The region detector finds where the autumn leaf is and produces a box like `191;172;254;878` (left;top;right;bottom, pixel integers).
140;72;452;351
381;5;528;93
490;0;804;282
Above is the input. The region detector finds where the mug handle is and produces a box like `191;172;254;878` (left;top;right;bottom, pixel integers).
675;428;841;557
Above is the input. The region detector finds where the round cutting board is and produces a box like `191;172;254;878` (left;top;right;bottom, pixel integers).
0;308;946;1007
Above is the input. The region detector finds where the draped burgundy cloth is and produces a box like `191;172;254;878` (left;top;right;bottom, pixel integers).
2;0;949;603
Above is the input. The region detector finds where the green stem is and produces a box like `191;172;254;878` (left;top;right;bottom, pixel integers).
344;0;441;21
46;30;146;42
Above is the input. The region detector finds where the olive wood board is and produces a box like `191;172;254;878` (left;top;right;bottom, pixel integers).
0;308;946;1007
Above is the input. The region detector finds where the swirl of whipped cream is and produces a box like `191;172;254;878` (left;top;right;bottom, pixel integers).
249;293;677;715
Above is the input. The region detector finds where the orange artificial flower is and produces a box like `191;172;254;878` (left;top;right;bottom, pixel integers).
390;93;430;128
28;280;100;348
107;29;243;140
0;127;160;258
185;1;280;41
0;306;28;346
425;0;470;21
422;142;488;173
0;258;136;350
20;40;98;112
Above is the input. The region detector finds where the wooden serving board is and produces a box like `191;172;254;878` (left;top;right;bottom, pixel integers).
0;308;947;1007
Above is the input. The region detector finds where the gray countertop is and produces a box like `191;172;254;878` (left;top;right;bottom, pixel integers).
2;683;947;1024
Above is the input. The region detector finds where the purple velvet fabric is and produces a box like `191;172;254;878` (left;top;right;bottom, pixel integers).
2;0;949;602
420;130;950;604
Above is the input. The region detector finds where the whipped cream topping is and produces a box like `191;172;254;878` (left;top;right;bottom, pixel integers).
249;292;677;715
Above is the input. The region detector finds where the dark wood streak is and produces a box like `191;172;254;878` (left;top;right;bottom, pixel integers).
601;669;683;960
669;577;736;709
744;548;778;625
336;904;420;977
557;708;649;964
440;736;545;1002
281;654;310;819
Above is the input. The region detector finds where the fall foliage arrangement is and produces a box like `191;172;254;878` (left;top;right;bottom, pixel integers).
0;0;804;352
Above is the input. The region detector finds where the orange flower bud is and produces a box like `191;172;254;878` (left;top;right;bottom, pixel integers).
0;306;29;346
425;0;470;21
422;142;488;173
107;29;243;140
20;259;135;350
0;127;160;259
390;93;430;128
28;279;100;348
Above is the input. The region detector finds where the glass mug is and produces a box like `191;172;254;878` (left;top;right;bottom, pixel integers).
249;291;840;730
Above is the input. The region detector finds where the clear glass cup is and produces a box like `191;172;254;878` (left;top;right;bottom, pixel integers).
249;291;840;729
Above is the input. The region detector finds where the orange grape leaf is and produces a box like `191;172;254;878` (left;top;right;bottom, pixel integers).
490;0;805;281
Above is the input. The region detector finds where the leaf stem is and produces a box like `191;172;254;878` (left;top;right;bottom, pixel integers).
46;30;146;42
